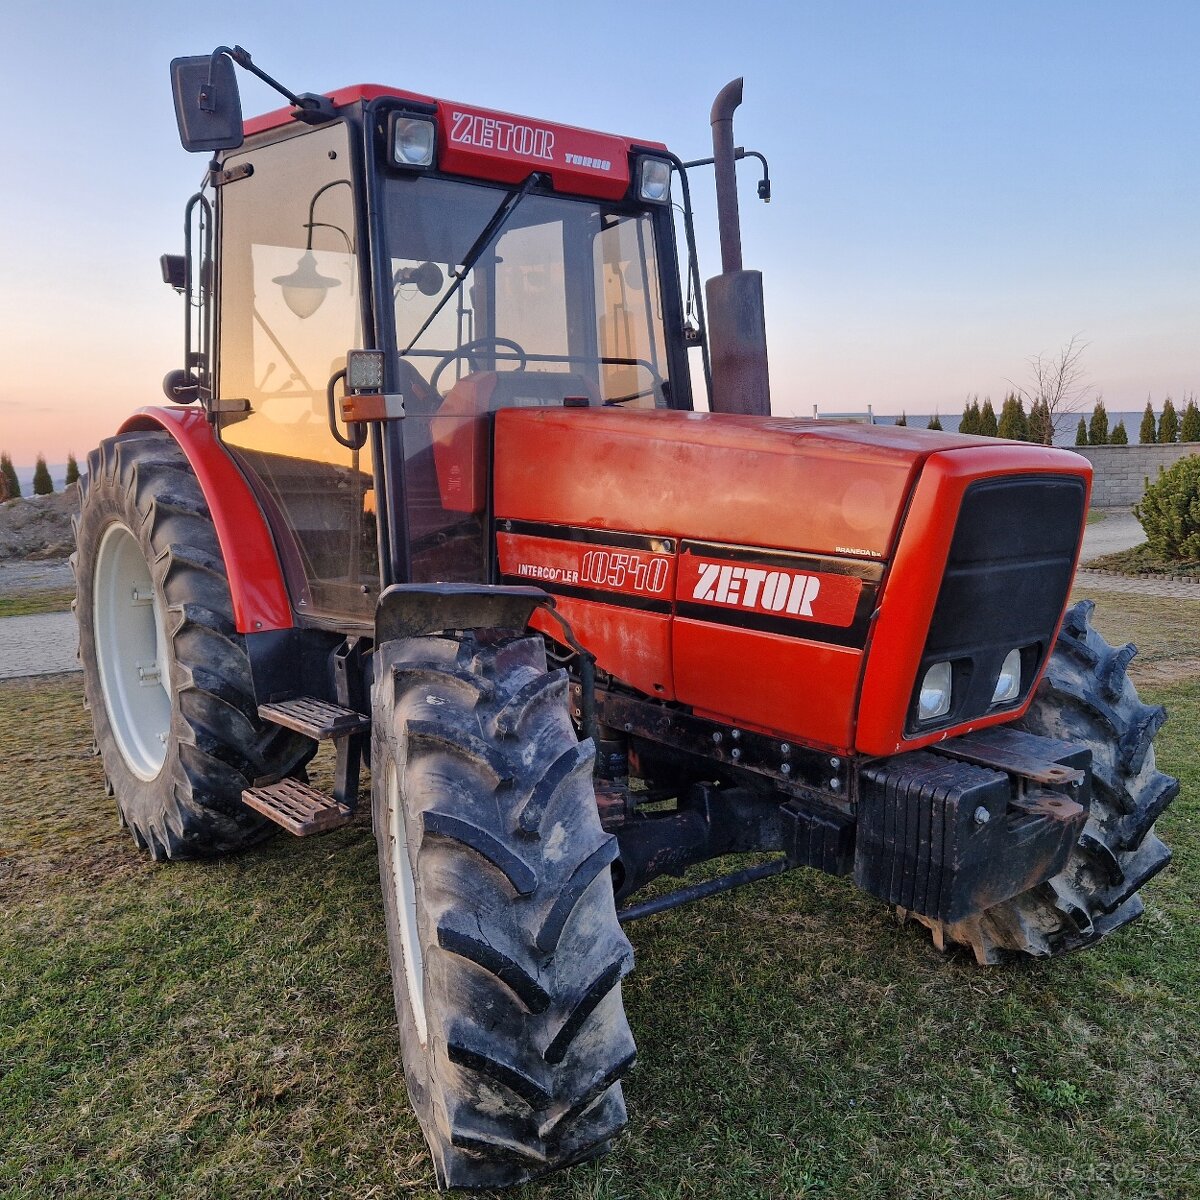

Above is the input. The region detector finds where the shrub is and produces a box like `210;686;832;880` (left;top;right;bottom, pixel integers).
895;411;907;427
1110;420;1128;445
926;413;943;431
1075;417;1088;446
65;454;80;486
1135;454;1200;559
1088;399;1109;445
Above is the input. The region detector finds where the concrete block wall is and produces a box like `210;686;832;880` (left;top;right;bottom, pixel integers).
1072;444;1200;507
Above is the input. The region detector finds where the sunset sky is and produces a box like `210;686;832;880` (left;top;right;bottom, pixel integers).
3;1;1200;466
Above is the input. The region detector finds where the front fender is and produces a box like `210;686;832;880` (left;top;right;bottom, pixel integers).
118;407;293;632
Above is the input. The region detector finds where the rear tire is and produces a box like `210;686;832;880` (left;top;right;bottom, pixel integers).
74;431;313;859
373;633;636;1188
909;600;1178;963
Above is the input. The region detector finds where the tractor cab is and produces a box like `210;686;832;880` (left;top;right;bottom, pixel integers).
172;70;693;626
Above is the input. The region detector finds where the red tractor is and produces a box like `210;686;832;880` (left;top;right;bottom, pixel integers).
74;47;1178;1188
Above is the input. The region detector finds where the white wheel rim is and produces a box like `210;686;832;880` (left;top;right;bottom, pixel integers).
387;761;428;1045
93;521;172;781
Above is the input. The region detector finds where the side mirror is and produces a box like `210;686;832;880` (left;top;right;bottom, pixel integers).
170;53;244;152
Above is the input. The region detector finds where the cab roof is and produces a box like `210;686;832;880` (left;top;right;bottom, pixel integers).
241;85;669;202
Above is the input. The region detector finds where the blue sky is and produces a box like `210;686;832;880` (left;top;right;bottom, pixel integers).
3;1;1199;464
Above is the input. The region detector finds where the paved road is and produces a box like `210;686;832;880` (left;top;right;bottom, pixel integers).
1079;508;1147;563
0;611;80;679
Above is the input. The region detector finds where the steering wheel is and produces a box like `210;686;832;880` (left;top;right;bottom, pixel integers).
429;336;528;395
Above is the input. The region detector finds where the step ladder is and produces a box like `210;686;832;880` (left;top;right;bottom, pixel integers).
242;696;370;837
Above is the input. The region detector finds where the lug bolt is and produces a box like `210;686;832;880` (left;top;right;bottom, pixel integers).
830;756;841;769
731;748;741;760
712;732;723;745
829;778;841;791
781;763;791;775
731;729;741;740
780;743;791;755
974;806;991;826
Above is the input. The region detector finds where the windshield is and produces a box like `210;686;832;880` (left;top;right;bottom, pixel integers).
380;174;675;585
382;175;671;406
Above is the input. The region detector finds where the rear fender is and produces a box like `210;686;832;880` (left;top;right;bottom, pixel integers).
118;407;293;632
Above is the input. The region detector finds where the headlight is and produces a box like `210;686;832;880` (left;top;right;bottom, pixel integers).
991;649;1022;705
918;661;952;721
391;115;436;168
638;157;672;203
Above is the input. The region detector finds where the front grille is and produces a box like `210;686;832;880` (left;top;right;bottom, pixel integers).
908;475;1086;734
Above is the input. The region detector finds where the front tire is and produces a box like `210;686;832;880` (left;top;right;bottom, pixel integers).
910;600;1178;963
373;633;636;1188
74;432;313;859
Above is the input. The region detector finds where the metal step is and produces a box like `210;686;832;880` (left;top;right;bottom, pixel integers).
242;778;353;836
257;697;370;741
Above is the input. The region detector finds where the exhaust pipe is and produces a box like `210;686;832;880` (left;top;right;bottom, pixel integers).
705;78;771;417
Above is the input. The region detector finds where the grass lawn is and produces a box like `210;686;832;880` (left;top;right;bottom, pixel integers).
0;587;75;618
2;589;1197;1199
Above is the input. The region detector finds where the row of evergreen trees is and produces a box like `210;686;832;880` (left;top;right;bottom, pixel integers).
1075;397;1200;445
0;453;79;501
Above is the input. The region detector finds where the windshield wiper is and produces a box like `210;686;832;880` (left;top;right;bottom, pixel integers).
401;172;540;356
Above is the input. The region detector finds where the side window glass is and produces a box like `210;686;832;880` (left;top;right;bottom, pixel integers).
217;124;376;620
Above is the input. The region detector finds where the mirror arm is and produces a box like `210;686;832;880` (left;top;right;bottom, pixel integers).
216;45;336;125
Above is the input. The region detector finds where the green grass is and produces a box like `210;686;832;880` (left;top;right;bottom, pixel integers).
1087;543;1200;579
0;587;75;618
2;594;1199;1199
1085;509;1108;525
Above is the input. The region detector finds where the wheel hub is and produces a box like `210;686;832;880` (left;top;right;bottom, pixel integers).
92;521;172;780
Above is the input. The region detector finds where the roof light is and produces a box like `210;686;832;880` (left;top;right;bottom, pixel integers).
638;157;672;203
391;114;436;168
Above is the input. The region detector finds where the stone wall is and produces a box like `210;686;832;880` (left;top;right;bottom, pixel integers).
1072;444;1200;507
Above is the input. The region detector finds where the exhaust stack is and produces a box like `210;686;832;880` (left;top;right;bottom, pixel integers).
705;78;771;417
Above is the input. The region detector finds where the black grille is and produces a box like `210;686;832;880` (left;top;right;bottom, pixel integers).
908;475;1086;734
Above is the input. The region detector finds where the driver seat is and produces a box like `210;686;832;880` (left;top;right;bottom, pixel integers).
431;371;600;513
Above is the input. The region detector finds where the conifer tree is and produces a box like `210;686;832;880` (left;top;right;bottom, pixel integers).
0;453;18;499
1075;417;1088;446
1109;420;1128;445
958;397;980;435
1139;399;1157;444
1159;396;1179;444
1181;397;1200;443
64;453;80;486
927;412;943;431
895;411;907;426
32;455;54;496
978;398;998;437
1028;399;1053;445
1088;399;1109;446
997;393;1029;440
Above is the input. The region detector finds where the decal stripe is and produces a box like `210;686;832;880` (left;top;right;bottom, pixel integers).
675;602;874;649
